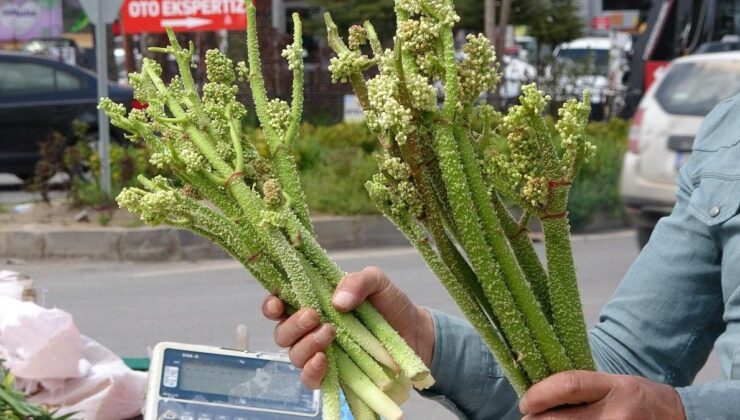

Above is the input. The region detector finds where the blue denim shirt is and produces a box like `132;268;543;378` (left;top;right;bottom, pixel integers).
421;96;740;419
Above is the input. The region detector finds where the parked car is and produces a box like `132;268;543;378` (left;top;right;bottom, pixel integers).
0;51;135;179
549;35;632;120
619;51;740;247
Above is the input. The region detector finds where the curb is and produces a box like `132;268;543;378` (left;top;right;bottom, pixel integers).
0;213;627;262
0;215;409;262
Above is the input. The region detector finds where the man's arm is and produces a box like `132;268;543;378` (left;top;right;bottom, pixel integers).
418;309;521;419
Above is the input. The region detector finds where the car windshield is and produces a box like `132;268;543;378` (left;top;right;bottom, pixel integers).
655;60;740;116
555;48;609;75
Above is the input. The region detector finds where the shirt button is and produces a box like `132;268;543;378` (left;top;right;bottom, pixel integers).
710;206;721;217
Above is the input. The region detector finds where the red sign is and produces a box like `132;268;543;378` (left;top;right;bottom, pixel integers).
121;0;247;34
591;16;611;31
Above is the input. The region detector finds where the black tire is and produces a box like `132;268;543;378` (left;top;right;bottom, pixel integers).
590;103;606;121
636;226;654;249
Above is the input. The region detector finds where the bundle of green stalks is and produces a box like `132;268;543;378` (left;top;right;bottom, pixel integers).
325;0;596;396
100;4;431;419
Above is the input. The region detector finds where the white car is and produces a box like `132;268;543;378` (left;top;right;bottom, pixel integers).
550;36;631;120
619;51;740;247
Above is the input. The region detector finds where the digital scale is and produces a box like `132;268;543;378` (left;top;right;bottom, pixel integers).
145;342;323;420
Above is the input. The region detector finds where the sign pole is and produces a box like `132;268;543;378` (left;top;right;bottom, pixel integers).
95;16;112;197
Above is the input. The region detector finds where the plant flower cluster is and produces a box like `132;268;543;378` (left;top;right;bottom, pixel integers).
326;0;596;397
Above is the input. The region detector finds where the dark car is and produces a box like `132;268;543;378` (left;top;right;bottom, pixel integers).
0;51;135;179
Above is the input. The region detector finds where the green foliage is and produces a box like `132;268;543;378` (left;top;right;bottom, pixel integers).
249;123;380;215
568;118;629;229
514;0;582;46
296;123;380;215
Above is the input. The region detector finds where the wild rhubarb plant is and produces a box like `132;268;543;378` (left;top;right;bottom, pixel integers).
100;4;430;419
326;0;595;396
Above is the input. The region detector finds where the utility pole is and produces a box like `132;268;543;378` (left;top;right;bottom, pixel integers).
485;0;496;43
272;0;286;33
497;0;512;58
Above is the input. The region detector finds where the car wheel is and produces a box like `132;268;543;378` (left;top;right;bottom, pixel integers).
636;226;654;249
590;103;606;121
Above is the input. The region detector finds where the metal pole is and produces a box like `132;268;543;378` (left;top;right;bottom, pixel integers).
272;0;286;33
485;0;496;42
95;7;111;197
497;0;512;57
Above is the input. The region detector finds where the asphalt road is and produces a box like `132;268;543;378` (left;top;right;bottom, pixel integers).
11;230;721;418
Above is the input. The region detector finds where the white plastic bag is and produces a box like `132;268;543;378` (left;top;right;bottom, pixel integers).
0;289;146;419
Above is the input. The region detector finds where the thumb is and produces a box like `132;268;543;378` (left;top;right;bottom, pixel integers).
333;266;395;312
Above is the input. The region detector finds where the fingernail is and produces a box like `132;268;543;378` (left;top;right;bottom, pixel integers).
519;396;530;415
267;299;279;315
314;325;335;345
299;310;316;329
310;352;325;370
333;291;355;309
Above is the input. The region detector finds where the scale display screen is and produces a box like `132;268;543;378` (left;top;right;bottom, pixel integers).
145;343;322;420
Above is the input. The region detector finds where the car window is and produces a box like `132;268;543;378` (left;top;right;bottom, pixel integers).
0;61;83;96
655;60;740;116
56;69;82;91
0;62;55;95
555;48;609;76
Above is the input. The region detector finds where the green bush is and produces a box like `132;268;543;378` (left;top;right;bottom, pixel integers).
567;118;629;230
296;123;380;215
248;122;381;215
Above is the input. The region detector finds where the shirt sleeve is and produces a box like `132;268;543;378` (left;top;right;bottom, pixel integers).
589;163;725;386
676;381;740;420
419;308;521;420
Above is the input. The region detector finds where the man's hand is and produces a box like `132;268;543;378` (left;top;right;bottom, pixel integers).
519;370;687;420
261;266;435;389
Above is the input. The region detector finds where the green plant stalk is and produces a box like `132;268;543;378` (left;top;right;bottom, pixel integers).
384;378;410;405
284;13;305;146
228;180;408;382
491;195;551;321
390;36;481;316
323;346;342;420
451;124;572;373
337;347;403;420
269;205;431;383
521;96;594;371
343;385;379;420
169;194;297;304
123;88;421;420
541;186;595;371
246;4;312;234
433;16;549;383
367;187;530;394
297;255;398;387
